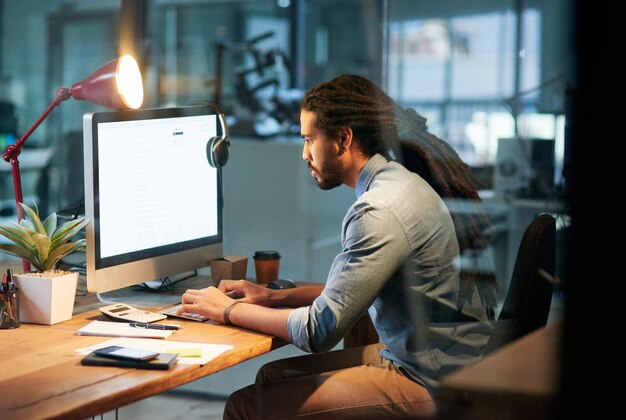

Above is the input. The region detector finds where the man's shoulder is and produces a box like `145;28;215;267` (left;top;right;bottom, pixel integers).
367;160;435;200
356;161;449;224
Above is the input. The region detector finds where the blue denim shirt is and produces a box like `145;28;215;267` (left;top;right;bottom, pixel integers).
288;154;491;389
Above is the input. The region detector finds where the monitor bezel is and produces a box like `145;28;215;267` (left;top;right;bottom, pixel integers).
83;105;224;294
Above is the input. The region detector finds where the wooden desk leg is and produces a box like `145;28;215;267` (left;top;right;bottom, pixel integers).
344;314;379;348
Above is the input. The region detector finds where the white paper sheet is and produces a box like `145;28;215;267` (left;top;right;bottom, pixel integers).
76;337;233;365
76;320;174;339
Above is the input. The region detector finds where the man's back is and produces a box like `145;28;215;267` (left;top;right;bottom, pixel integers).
355;154;492;389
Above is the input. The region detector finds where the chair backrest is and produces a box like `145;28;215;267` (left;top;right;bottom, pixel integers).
484;213;556;354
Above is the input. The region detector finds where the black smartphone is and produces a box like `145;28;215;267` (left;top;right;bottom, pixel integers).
93;345;159;361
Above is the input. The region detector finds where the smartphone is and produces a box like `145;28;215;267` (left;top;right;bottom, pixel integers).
93;345;159;361
81;352;178;370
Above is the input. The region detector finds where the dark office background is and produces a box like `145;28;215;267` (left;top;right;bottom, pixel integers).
563;1;625;418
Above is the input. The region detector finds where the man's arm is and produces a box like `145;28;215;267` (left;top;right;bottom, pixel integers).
218;279;324;308
177;281;325;342
225;301;293;341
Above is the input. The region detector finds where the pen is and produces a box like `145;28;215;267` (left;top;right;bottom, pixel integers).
129;322;181;330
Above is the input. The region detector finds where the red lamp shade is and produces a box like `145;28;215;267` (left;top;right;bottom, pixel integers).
70;55;143;110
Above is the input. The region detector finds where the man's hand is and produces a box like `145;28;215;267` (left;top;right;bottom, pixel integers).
176;280;278;324
176;279;318;342
218;279;274;306
177;286;234;323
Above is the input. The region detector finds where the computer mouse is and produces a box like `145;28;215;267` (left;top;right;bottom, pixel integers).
267;278;297;290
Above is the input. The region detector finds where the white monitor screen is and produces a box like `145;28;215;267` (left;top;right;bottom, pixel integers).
83;106;223;294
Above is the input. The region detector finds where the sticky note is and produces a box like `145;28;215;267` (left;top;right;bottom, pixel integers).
167;347;203;357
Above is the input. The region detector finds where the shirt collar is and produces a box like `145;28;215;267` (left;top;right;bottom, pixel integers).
355;153;388;198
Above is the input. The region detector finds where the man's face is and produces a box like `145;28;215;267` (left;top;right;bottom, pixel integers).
300;110;344;190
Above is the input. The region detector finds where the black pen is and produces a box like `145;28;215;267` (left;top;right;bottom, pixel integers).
129;322;181;330
6;269;15;291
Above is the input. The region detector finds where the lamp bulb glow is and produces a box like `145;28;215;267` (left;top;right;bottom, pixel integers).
116;55;144;109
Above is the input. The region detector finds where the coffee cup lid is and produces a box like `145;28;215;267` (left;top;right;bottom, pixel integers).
254;251;281;260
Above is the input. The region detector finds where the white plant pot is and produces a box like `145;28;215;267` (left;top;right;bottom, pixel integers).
14;271;78;325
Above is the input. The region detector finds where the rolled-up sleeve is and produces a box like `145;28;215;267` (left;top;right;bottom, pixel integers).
287;200;410;353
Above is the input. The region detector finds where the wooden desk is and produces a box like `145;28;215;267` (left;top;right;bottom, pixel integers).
437;321;562;420
0;308;286;419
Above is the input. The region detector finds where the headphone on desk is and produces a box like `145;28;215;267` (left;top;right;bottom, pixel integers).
206;111;230;168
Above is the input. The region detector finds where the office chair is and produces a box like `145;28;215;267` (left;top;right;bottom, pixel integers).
483;213;556;354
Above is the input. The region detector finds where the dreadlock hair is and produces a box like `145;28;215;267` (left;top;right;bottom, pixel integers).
300;74;398;157
302;74;498;318
396;107;498;318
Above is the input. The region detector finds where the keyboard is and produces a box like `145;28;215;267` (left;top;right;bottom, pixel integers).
159;303;208;322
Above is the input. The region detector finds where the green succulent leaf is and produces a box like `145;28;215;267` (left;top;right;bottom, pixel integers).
50;218;89;248
0;223;36;249
19;202;46;235
44;241;86;271
32;233;51;263
19;219;36;233
42;212;58;237
0;243;39;266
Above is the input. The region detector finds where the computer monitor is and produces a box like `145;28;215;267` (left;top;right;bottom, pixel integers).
83;105;223;294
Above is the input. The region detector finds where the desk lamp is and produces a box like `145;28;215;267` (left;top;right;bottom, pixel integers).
2;55;144;272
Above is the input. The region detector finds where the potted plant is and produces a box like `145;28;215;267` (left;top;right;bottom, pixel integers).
0;202;89;325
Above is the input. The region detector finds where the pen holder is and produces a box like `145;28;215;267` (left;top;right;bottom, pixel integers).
0;288;20;329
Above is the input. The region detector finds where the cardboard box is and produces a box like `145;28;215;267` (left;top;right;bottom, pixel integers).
209;255;248;285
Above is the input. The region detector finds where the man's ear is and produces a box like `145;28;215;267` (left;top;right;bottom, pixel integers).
338;127;353;153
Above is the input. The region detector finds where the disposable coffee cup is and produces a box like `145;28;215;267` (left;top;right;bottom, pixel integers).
254;251;281;284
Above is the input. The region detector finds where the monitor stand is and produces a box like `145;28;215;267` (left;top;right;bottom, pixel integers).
95;268;213;310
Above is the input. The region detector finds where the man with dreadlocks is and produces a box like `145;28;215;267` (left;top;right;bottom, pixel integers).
178;74;495;418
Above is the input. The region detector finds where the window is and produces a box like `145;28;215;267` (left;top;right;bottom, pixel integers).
387;2;561;168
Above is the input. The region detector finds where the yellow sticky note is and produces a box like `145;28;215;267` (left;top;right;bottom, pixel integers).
167;347;203;357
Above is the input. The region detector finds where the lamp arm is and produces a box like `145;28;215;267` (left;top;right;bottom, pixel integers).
1;87;71;273
3;88;71;164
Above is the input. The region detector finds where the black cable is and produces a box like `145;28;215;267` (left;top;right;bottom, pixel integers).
131;270;198;293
